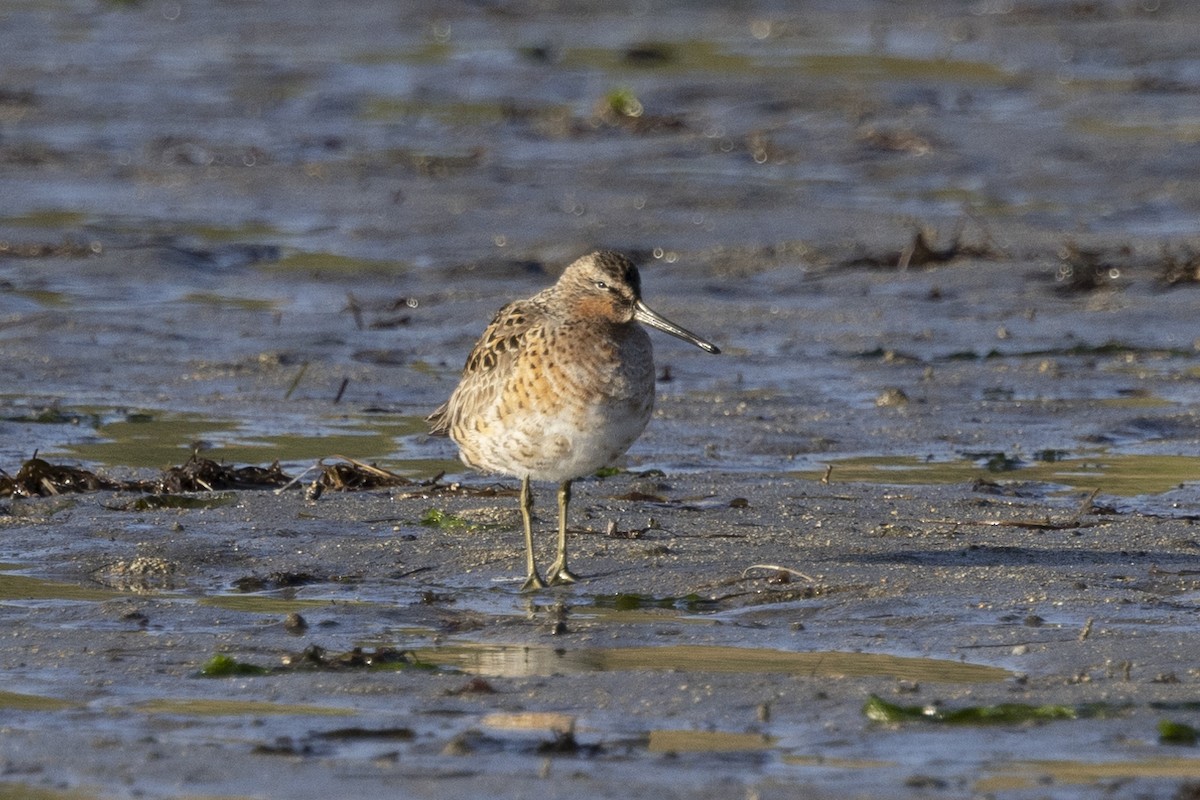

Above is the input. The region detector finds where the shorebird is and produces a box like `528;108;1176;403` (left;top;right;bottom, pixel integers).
428;250;719;590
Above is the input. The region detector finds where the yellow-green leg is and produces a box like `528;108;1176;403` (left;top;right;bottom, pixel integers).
519;476;547;592
547;479;579;585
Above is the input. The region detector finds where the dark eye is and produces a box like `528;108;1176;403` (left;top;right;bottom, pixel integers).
594;280;608;290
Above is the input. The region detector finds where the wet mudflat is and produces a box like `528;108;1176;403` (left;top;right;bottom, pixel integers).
3;0;1200;798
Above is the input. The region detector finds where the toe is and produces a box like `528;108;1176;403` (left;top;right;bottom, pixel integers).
548;567;579;585
520;573;548;592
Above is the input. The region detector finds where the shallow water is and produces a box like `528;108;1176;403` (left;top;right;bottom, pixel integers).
415;641;1011;682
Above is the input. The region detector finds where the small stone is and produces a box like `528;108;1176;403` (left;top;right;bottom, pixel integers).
875;387;909;407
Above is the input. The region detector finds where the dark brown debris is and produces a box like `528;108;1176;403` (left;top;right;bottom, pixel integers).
232;572;319;593
856;126;934;155
0;453;453;499
1053;241;1200;292
0;238;101;258
312;726;416;742
0;457;122;498
0;454;291;498
447;677;497;695
1055;242;1128;293
623;42;675;66
535;729;594;755
251;737;318;757
310;457;503;498
280;644;422;671
156;456;292;492
1157;245;1200;287
0;88;37;108
843;234;1200;289
845;227;1001;270
316;457;422;491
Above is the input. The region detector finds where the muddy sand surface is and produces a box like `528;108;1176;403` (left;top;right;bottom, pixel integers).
3;1;1200;798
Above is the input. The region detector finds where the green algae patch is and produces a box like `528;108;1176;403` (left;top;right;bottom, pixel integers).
58;412;238;469
796;453;1200;496
265;250;402;276
360;97;510;125
2;209;90;228
977;757;1200;791
562;40;755;74
864;694;1121;725
183;220;281;242
58;410;415;470
198;654;270;678
648;729;776;753
1024;454;1200;496
794;455;986;486
0;782;99;800
420;508;476;530
1070;116;1200;143
7;288;72;307
601;86;644;118
1157;719;1198;746
0;574;120;603
181;292;280;312
139;698;353;717
0;689;78;712
196;645;436;677
178;432;400;470
353;40;451;66
797;53;1014;84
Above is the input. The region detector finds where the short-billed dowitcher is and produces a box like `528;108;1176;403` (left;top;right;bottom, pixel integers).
428;250;720;591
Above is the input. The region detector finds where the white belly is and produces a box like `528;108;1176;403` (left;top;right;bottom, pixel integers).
453;327;657;482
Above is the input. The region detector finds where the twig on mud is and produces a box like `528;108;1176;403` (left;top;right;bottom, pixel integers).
742;564;816;584
344;292;364;330
283;361;310;400
326;455;405;481
1066;488;1100;525
274;461;323;495
844;224;1002;271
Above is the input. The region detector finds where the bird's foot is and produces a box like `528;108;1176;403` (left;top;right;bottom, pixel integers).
546;563;579;585
520;572;548;593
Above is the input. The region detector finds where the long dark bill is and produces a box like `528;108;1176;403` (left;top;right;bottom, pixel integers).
634;301;721;354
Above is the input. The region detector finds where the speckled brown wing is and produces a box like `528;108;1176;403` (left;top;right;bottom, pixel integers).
426;299;537;437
